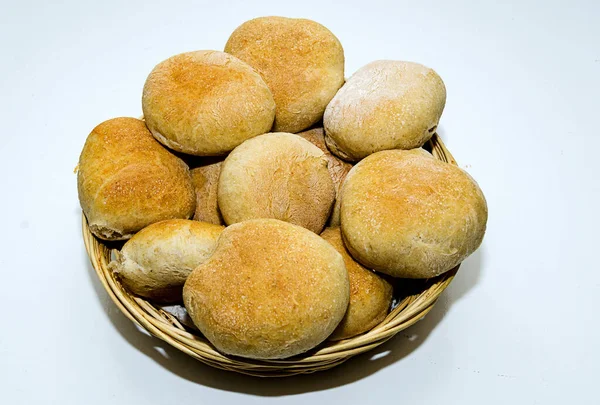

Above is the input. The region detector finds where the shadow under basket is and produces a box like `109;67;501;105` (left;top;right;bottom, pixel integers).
82;133;459;377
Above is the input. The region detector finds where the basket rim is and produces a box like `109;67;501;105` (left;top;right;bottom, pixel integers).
82;133;460;377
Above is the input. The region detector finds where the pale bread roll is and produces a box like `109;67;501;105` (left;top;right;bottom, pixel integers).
77;118;196;240
142;50;275;156
183;219;349;359
324;61;446;161
340;149;487;278
297;127;352;226
110;219;224;302
218;133;335;233
190;160;224;225
225;17;344;133
320;227;393;340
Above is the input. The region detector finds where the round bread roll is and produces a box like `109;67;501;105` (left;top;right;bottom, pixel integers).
297;127;352;226
78;117;196;240
218;133;335;233
142;50;275;156
190;160;223;225
340;149;487;278
183;219;350;359
324;60;446;161
225;17;344;133
320;227;393;340
110;220;224;302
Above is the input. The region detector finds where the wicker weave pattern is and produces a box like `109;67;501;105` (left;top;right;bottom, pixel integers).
82;133;459;377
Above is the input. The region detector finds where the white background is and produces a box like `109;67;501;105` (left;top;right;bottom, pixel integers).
1;0;599;403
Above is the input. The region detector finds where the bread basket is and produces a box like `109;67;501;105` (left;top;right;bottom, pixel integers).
82;133;459;377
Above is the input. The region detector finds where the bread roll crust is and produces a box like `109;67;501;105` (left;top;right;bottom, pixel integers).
78;117;196;240
142;50;275;156
324;61;446;161
110;219;223;302
225;17;345;133
321;227;393;340
340;149;487;278
190;161;224;225
297;127;352;226
183;219;350;359
218;133;335;233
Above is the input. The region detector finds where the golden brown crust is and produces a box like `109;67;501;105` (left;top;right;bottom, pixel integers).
297;127;352;226
320;227;392;340
340;149;488;278
77;117;196;240
110;219;224;302
324;61;446;161
218;133;335;233
183;219;349;359
190;161;224;225
142;51;275;156
225;17;344;133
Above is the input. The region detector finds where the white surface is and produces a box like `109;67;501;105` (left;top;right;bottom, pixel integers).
1;0;599;403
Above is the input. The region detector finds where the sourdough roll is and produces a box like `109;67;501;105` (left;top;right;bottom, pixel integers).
183;219;350;359
225;17;345;133
142;50;275;156
218;133;335;233
110;220;224;302
324;60;446;161
340;149;487;278
77;117;196;240
297;127;352;226
190;159;224;225
321;227;393;340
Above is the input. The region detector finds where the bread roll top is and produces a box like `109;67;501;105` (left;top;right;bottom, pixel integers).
321;227;393;340
340;149;487;278
218;132;335;233
111;219;223;302
78;117;196;240
225;17;345;133
324;60;446;161
142;50;276;156
183;219;350;359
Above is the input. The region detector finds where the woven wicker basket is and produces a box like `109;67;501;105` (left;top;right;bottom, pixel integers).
82;133;459;377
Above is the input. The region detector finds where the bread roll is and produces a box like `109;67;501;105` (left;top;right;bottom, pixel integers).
218;133;335;233
340;149;487;278
225;17;344;133
78;118;196;240
190;160;223;225
183;219;349;359
320;227;393;340
297;127;352;226
142;50;275;156
324;61;446;161
110;219;223;302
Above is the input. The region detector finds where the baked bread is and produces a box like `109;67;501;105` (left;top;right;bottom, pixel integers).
324;60;446;161
110;219;224;302
225;17;344;133
340;149;487;278
218;133;335;233
320;227;393;340
77;117;196;240
142;50;275;156
190;160;224;225
183;219;349;359
297;127;352;226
